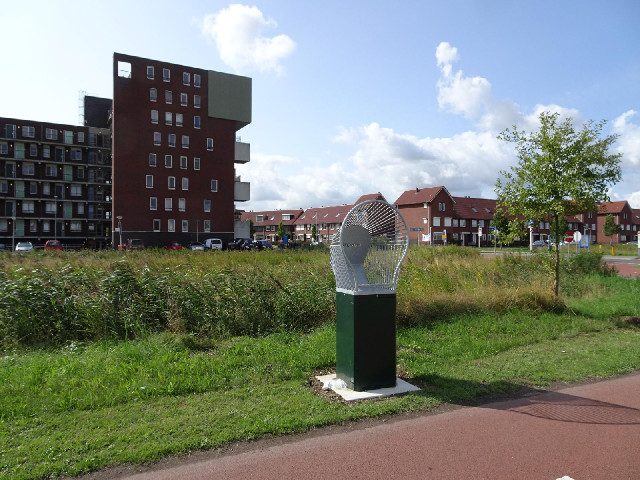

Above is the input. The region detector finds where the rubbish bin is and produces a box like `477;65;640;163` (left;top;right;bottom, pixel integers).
330;200;409;391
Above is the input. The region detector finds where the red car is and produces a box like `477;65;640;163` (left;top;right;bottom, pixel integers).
167;242;184;250
44;240;62;251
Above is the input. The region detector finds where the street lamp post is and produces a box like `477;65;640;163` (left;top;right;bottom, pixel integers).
54;195;58;240
196;219;199;242
117;216;123;250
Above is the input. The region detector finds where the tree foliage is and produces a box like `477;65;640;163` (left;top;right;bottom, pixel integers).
495;111;622;296
277;221;286;241
603;214;622;237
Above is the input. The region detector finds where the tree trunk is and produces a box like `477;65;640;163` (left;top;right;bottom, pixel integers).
554;215;560;297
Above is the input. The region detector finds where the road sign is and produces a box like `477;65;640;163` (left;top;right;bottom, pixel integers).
564;232;573;243
574;231;582;243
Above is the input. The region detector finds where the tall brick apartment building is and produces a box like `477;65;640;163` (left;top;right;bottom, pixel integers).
112;53;251;247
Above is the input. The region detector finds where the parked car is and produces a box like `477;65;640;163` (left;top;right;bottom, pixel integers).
255;240;274;249
127;239;145;250
227;238;253;250
15;241;33;253
532;240;546;247
167;241;184;250
204;238;224;250
278;241;301;249
187;242;205;251
44;239;63;251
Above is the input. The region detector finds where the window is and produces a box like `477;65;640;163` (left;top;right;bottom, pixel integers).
194;116;200;129
479;219;484;227
77;203;84;215
204;199;211;212
423;217;427;224
180;93;188;106
22;201;35;213
147;65;154;79
194;95;201;108
64;131;73;144
178;198;186;212
22;162;35;175
46;164;57;177
163;68;170;82
460;219;466;227
23;126;35;138
194;157;200;170
165;112;172;125
43;145;50;158
210;179;218;192
194;74;201;87
77;132;85;143
151;110;158;124
29;144;37;156
150;88;157;102
165;198;172;211
30;220;38;233
153;219;161;232
168;134;176;147
146;175;153;188
45;202;56;214
433;217;441;227
89;133;97;146
444;217;452;227
180;156;187;169
168;176;176;189
472;220;478;228
168;219;175;232
182;177;189;190
154;132;161;145
182;135;189;148
438;202;446;212
182;220;189;232
71;149;82;161
0;219;6;232
0;142;8;154
15;143;25;159
176;113;183;127
42;220;51;232
203;219;210;232
30;182;37;194
70;221;81;232
150;197;157;210
207;138;214;150
149;153;157;167
165;155;172;168
165;90;172;104
70;184;82;197
5;124;16;138
453;219;459;227
183;72;190;85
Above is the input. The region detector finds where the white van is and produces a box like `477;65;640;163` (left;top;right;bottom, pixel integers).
204;238;223;250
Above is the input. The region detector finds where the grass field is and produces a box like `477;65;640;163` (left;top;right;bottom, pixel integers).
0;247;639;478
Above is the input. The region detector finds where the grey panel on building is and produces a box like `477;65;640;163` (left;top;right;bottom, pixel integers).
207;71;251;130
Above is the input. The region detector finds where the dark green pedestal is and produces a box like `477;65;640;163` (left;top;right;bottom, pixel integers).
336;291;396;391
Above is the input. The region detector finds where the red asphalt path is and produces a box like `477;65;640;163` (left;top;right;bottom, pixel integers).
120;373;640;480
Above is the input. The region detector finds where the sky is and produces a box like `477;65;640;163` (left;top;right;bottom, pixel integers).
2;0;639;210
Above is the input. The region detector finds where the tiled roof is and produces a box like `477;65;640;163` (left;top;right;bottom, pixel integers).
633;209;640;223
598;201;628;214
394;186;452;206
241;209;303;226
452;197;497;219
295;204;352;225
354;192;387;204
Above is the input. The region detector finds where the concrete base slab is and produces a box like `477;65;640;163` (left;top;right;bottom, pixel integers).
316;374;420;402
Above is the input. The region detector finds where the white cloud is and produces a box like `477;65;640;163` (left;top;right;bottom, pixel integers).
613;110;640;168
628;191;640;209
200;4;295;74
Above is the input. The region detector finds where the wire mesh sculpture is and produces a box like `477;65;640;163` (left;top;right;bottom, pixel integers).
330;200;409;294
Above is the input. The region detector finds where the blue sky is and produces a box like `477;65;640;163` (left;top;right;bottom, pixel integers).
2;1;639;210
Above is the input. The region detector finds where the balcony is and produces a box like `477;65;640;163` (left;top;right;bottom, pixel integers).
234;141;250;164
234;177;250;202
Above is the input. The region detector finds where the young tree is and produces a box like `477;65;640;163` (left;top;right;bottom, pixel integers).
495;111;622;296
277;221;286;241
603;214;622;238
492;208;510;246
311;225;317;242
249;220;255;238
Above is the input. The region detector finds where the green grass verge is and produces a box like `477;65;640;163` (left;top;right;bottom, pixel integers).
1;275;639;479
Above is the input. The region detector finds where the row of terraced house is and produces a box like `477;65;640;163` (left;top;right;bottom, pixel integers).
241;186;640;246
